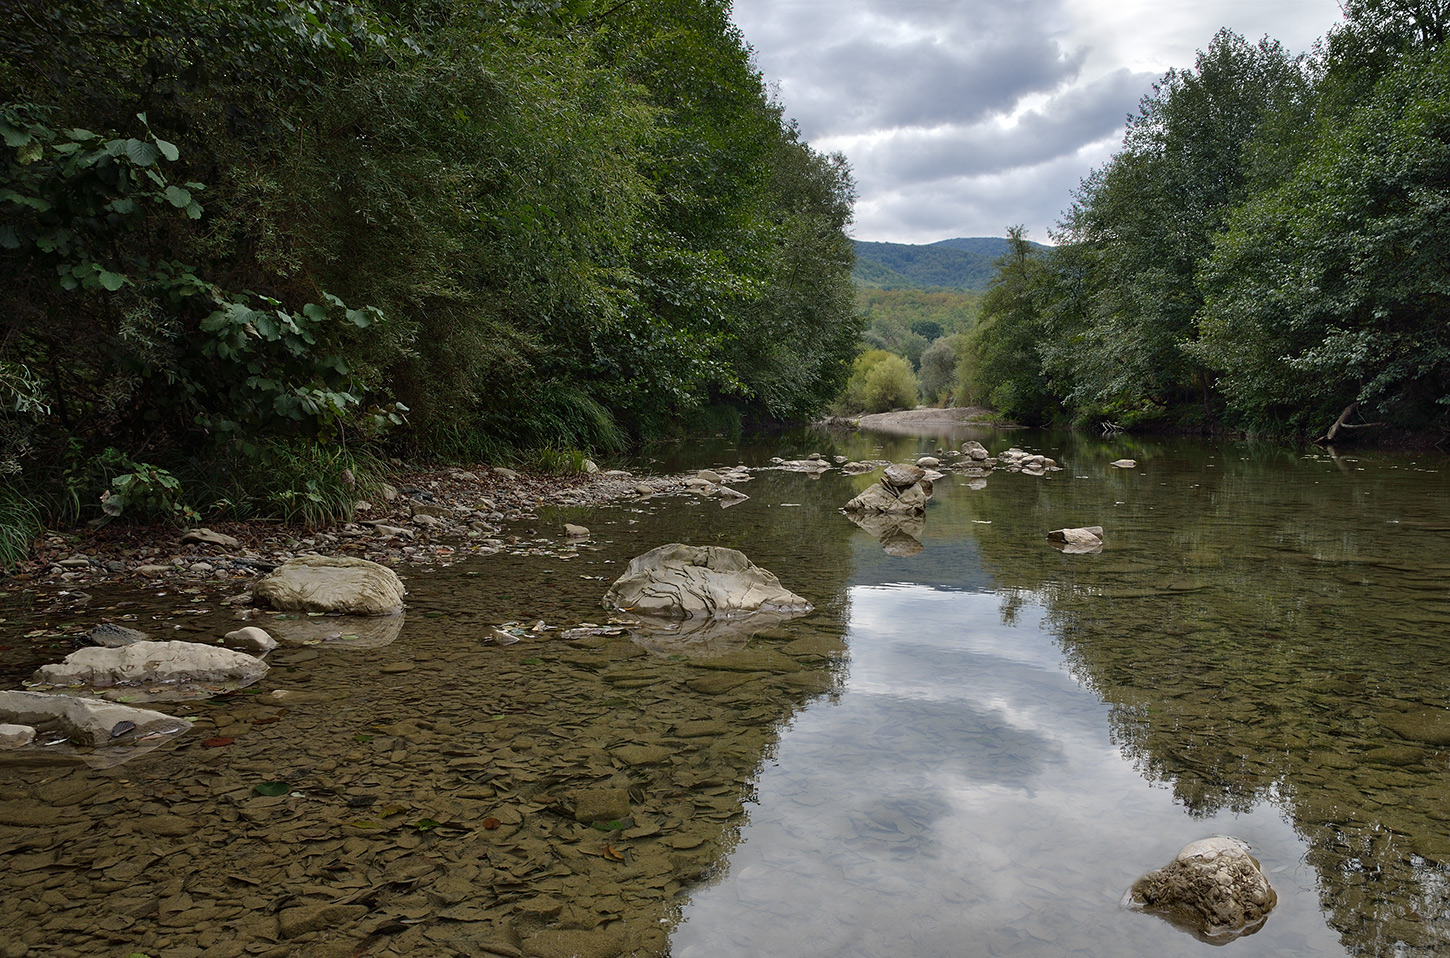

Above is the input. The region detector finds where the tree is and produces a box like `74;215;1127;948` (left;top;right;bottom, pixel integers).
1052;30;1310;422
959;227;1055;423
1195;42;1450;435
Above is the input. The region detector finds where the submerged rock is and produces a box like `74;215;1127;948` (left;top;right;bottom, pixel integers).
0;724;36;749
1126;837;1277;941
1047;526;1104;547
0;690;190;748
846;511;926;557
253;555;406;615
1111;458;1138;469
602;543;812;620
29;640;269;697
257;612;405;649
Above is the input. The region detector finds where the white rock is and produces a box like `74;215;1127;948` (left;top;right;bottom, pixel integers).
1111;459;1138;469
31;641;269;691
253;555;406;615
564;523;590;538
0;690;190;747
602;544;812;620
224;626;277;653
916;456;941;468
1128;837;1277;941
0;724;36;749
180;527;241;549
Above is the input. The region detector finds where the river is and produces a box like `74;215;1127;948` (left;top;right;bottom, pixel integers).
0;425;1447;957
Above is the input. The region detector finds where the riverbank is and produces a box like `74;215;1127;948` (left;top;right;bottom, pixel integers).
0;464;694;598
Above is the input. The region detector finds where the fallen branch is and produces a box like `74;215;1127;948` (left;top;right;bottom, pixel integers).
1315;402;1384;444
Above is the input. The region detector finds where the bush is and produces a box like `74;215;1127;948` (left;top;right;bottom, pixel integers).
862;354;919;412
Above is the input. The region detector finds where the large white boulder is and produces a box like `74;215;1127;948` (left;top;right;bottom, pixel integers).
253;555;406;615
602;544;812;620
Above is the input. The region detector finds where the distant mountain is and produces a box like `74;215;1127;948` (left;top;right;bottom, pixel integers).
851;236;1049;291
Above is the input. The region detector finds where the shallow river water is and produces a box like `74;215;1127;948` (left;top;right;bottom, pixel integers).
1;426;1448;958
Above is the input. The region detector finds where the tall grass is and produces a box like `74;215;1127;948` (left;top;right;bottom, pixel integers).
0;487;42;569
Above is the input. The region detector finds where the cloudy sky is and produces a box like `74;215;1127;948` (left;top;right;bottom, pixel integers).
730;0;1346;245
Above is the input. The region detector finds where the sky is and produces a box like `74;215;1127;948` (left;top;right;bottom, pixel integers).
729;0;1347;245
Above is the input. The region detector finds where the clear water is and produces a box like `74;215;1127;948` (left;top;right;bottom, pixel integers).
1;426;1447;958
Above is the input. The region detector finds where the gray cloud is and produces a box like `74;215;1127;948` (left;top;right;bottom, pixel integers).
732;0;1346;242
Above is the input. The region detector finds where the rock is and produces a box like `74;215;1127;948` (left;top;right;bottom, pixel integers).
380;483;400;501
30;640;269;695
915;456;940;468
962;440;990;460
253;555;406;615
523;929;625;958
82;623;149;648
717;485;748;500
777;458;832;473
602;543;812;620
0;724;36;749
135;564;172;577
1127;837;1277;941
882;463;925;489
843;481;930;516
1047;526;1103;545
260;612;405;650
1111;459;1138;468
583;459;600;474
697;469;723;484
409;502;454;519
278;903;368;939
0;690;190;748
1382;709;1450;746
493;467;521;479
564;523;590;538
1047;527;1104;554
180;527;241;549
451;469;480;481
223;626;277;654
571;787;632;824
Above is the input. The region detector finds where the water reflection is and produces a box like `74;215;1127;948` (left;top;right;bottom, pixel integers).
673;585;1343;956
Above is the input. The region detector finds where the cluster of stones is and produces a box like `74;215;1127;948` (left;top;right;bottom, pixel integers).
681;466;753;506
1;556;407;765
12;465;703;595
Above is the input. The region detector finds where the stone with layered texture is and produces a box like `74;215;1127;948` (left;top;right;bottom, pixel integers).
1127;837;1277;941
843;480;931;516
253;555;406;615
0;690;190;747
602;544;812;621
30;640;268;693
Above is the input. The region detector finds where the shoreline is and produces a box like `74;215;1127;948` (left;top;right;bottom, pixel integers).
0;464;692;599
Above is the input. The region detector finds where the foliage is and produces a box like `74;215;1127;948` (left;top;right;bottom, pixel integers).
1195;41;1450;434
917;335;962;405
836;349;918;414
958;227;1057;424
852;237;1047;290
0;0;860;557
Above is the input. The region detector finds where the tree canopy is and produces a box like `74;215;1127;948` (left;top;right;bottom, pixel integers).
958;11;1450;440
0;0;860;550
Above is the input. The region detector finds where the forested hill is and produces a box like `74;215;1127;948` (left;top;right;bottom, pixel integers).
852;237;1049;291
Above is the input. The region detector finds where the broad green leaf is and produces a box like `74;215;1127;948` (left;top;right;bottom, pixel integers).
345;308;372;328
254;781;290;797
303;303;327;323
124;138;159;167
16;141;42;164
163;185;192;208
155;138;179;162
97;270;127;291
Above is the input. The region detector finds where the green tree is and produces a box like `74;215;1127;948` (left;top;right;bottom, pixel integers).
959;227;1055;423
1052;30;1310;422
1195;42;1450;435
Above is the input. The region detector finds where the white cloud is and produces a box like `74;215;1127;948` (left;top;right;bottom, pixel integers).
732;0;1345;243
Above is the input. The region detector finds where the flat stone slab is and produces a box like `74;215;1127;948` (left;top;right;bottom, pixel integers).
28;641;268;700
0;690;190;748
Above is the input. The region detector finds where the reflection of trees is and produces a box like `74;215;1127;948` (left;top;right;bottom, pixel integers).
947;431;1450;957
